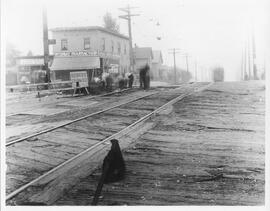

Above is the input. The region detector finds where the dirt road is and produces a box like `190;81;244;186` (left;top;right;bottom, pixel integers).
55;81;265;205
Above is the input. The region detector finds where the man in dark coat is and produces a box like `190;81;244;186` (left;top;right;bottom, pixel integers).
128;73;134;88
139;68;145;88
140;64;150;90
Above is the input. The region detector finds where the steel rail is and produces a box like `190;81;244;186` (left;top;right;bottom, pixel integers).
6;82;212;201
6;90;156;147
5;88;133;118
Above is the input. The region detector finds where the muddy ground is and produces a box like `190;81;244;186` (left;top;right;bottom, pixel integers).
55;81;265;206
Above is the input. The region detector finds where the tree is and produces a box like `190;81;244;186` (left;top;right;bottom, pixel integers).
103;12;119;32
6;42;21;67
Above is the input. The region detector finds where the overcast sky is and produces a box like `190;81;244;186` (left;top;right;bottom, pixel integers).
3;0;269;81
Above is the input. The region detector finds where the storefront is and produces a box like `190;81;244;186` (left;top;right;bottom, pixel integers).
16;56;53;84
50;50;123;83
50;53;101;86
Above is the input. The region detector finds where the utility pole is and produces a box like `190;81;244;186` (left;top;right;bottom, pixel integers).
194;60;197;82
119;5;139;74
252;27;258;79
184;53;191;73
43;6;50;83
243;41;248;80
168;48;181;84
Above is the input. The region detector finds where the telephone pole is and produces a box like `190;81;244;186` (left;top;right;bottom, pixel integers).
168;48;181;84
185;53;190;73
194;60;198;82
119;5;139;73
252;27;258;79
43;6;50;82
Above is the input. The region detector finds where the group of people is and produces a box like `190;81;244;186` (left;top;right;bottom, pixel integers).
101;72;134;91
101;63;150;91
118;73;134;90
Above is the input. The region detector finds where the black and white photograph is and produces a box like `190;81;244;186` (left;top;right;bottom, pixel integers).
0;0;269;209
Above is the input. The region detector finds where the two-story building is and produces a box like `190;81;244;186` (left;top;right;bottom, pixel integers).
50;26;130;83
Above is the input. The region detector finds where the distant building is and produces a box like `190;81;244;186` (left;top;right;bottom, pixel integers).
151;50;163;80
50;26;130;82
133;47;153;73
15;55;54;84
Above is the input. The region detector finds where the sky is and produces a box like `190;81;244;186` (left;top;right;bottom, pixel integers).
3;0;269;81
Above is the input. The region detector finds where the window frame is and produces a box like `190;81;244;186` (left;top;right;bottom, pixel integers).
111;40;114;53
124;44;127;54
61;39;68;51
84;38;91;50
101;38;106;51
117;42;121;54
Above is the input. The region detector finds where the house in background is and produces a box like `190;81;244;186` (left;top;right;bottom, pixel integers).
15;55;54;84
133;47;153;74
151;50;163;80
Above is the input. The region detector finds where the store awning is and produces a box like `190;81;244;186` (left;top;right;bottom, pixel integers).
50;56;100;71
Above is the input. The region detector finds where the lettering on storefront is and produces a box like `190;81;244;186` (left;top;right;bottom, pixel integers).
55;51;120;59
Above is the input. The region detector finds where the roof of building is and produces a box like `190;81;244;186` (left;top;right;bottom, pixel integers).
50;26;129;40
133;47;153;59
152;50;163;64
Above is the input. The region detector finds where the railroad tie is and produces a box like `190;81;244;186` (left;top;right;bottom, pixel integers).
91;139;126;205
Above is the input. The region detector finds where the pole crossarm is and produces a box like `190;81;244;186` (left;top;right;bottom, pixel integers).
119;15;129;20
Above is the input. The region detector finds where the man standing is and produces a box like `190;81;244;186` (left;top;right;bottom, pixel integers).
140;64;150;90
145;64;150;89
128;73;134;88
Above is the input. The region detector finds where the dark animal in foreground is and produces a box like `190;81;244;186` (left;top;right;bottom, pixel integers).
92;139;126;205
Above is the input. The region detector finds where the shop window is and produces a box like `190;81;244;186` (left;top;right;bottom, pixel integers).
101;38;105;51
84;38;90;50
117;42;121;54
124;44;127;54
61;39;68;51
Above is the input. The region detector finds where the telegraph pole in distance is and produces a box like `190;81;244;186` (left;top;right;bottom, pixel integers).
168;48;181;84
252;27;258;79
43;6;50;83
184;53;191;73
119;5;139;74
194;59;197;82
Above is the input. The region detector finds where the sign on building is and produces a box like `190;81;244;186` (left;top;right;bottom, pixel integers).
55;50;120;59
70;71;89;88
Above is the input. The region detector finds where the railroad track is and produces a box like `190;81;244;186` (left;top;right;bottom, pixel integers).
6;87;134;118
6;87;148;142
6;82;211;205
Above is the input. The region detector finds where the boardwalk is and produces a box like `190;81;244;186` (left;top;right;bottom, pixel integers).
55;81;265;205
